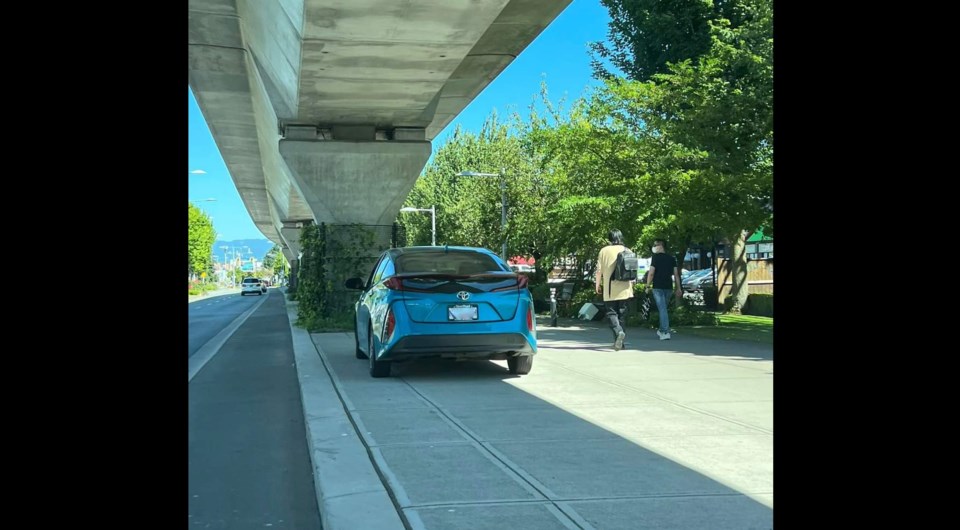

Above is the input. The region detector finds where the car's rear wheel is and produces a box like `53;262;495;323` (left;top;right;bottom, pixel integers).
507;356;533;375
368;326;391;378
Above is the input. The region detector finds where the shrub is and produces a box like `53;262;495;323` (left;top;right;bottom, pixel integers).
564;284;600;317
744;293;773;317
702;285;719;310
628;291;719;327
723;295;735;312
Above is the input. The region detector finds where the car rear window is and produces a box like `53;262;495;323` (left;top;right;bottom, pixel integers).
395;251;504;275
242;278;259;284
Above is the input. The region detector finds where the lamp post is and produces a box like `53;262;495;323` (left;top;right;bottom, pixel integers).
219;246;231;287
457;169;507;260
399;205;436;246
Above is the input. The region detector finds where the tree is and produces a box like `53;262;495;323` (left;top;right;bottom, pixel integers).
526;1;771;309
402;113;547;258
598;0;773;308
262;243;289;281
590;0;742;82
188;203;217;278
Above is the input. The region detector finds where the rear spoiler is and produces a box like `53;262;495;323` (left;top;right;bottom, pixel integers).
386;272;527;291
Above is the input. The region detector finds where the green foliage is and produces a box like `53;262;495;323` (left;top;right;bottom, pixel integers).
295;223;389;328
188;203;217;277
322;224;381;315
295;223;326;327
590;0;719;82
670;304;720;326
262;244;289;278
723;295;735;312
743;293;773;317
702;285;719;310
401;112;553;260
684;312;771;344
302;313;355;333
628;291;719;327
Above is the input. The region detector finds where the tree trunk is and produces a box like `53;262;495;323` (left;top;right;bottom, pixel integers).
729;230;749;312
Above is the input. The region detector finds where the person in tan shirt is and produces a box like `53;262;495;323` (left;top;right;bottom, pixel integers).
595;229;635;350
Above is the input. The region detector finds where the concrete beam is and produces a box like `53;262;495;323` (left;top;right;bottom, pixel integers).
279;226;303;258
279;139;431;225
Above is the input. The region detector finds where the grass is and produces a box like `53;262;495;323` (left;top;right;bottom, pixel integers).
300;314;354;333
677;313;773;345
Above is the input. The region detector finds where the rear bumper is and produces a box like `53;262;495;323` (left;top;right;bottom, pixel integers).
383;333;535;361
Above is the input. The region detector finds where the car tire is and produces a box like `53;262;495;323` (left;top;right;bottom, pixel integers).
368;326;391;378
507;356;533;375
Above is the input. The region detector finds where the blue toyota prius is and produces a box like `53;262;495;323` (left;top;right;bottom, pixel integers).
344;246;538;378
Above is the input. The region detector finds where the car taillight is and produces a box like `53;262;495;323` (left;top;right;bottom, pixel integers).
384;277;403;290
527;305;534;331
383;307;396;343
492;275;528;292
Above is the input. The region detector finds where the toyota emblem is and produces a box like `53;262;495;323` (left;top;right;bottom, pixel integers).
456;291;470;301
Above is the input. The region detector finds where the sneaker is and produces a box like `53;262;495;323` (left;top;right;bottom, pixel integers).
659;331;671;341
614;331;625;350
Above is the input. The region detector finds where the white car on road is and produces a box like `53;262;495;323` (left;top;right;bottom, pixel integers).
241;277;264;296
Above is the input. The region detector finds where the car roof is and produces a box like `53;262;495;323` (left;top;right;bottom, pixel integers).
385;246;498;259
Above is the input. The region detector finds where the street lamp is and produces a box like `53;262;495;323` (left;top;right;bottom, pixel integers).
457;169;507;260
399;205;436;246
220;246;231;287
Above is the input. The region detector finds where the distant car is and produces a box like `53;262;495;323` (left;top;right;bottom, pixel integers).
682;269;715;292
241;277;264;296
509;264;534;274
344;246;538;378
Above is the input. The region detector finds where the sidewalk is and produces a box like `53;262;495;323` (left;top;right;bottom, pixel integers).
286;302;773;529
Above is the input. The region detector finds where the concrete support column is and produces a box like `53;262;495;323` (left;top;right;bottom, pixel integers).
279;139;431;225
288;258;299;292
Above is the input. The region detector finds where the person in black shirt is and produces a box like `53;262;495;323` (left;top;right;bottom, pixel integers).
644;238;682;340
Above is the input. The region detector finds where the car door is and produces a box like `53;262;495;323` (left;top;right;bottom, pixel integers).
356;253;391;352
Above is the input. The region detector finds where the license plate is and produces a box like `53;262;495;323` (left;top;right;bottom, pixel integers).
448;304;478;321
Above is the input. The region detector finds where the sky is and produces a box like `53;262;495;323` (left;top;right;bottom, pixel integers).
189;0;613;242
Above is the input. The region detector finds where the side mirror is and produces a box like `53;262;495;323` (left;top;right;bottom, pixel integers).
344;277;365;290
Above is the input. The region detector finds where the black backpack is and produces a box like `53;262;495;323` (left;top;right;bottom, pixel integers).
612;248;639;282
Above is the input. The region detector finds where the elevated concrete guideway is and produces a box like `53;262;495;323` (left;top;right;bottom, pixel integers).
189;0;573;263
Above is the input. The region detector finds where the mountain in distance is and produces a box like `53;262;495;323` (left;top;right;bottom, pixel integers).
212;239;274;261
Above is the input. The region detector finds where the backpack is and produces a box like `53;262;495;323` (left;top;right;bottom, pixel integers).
612;248;639;282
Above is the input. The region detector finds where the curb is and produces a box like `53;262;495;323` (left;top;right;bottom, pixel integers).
284;301;406;530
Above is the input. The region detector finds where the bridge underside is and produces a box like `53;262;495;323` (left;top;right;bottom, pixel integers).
188;0;572;263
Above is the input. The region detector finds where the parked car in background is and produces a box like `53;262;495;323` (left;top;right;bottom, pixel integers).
345;246;538;378
682;269;715;292
509;264;534;274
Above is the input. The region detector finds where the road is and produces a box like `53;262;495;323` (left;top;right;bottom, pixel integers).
189;290;266;357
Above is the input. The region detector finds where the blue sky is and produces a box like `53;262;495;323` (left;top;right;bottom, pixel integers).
189;0;612;241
